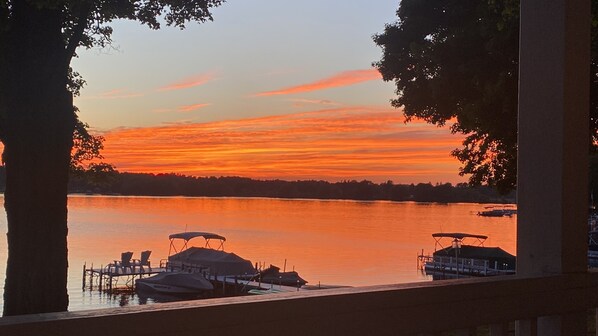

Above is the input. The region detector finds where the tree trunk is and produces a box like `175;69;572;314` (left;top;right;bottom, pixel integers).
1;4;75;316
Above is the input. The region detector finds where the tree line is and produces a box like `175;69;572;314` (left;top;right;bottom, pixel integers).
56;170;515;204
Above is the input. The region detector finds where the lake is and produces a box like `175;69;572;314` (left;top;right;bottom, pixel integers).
0;195;516;312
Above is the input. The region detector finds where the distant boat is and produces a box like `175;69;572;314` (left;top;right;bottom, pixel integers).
477;207;517;217
420;232;516;279
135;271;214;294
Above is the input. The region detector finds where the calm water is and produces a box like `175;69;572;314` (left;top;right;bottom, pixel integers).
0;195;516;312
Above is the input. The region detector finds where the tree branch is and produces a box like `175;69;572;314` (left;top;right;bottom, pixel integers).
64;1;91;68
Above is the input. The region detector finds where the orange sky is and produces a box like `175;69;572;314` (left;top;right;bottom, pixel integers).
101;107;466;184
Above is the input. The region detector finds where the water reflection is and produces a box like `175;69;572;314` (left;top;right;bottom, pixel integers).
0;195;516;312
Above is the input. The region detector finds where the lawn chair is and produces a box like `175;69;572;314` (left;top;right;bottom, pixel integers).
111;251;133;274
132;250;152;273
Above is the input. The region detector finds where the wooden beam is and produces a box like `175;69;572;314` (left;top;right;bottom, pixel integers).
0;273;597;336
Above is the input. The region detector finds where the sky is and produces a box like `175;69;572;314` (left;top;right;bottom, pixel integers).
72;0;467;184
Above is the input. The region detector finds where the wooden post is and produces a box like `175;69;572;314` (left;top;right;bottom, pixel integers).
99;267;103;291
89;264;95;290
518;0;590;334
82;263;86;290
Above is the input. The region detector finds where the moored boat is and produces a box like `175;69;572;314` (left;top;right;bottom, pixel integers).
477;207;517;217
420;233;516;279
166;232;257;277
256;264;307;287
135;271;214;294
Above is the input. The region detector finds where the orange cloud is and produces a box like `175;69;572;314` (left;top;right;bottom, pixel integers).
158;72;217;91
178;103;211;112
101;107;467;184
254;69;382;97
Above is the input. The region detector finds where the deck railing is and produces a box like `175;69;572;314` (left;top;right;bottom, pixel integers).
1;271;597;335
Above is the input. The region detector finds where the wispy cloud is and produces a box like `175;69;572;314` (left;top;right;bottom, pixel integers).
82;88;144;100
254;69;382;97
178;103;211;112
157;72;217;92
289;98;342;107
101;107;466;184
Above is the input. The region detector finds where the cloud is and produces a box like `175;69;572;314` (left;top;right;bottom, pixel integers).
178;103;211;112
289;98;342;107
82;88;144;100
157;72;217;91
254;69;382;97
101;107;466;184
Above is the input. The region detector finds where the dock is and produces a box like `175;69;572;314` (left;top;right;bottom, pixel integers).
82;263;305;295
207;274;305;295
82;263;167;292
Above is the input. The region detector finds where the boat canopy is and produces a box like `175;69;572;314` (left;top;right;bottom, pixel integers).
168;231;226;256
169;232;226;242
432;233;488;240
431;232;488;251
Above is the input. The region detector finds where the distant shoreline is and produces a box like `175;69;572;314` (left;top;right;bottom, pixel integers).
68;192;516;205
67;172;516;204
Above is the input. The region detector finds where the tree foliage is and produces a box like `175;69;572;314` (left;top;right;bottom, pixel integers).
71;118;104;172
0;0;223;315
374;0;598;193
71;117;117;187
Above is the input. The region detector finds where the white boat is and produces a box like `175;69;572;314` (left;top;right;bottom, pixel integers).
135;271;214;294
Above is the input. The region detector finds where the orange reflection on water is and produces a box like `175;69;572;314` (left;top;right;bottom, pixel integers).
66;196;516;287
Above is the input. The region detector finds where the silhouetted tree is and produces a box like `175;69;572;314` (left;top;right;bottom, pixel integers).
0;0;223;316
374;0;598;193
71;118;105;173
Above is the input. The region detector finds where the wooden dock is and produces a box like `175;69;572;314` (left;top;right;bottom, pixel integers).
83;263;167;292
82;263;305;295
207;274;305;295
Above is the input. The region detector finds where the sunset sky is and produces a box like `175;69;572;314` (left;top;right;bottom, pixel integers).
72;0;466;184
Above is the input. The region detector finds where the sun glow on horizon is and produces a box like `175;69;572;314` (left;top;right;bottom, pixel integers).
100;107;467;184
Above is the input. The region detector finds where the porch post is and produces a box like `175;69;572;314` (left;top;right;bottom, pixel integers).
517;0;590;334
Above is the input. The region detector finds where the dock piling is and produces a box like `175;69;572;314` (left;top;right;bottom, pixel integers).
82;263;86;290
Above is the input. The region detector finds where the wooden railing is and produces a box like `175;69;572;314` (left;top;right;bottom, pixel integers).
1;271;597;335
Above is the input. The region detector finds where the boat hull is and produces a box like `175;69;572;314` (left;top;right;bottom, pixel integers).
135;271;214;294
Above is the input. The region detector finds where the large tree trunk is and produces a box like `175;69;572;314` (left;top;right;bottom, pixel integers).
1;3;76;316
